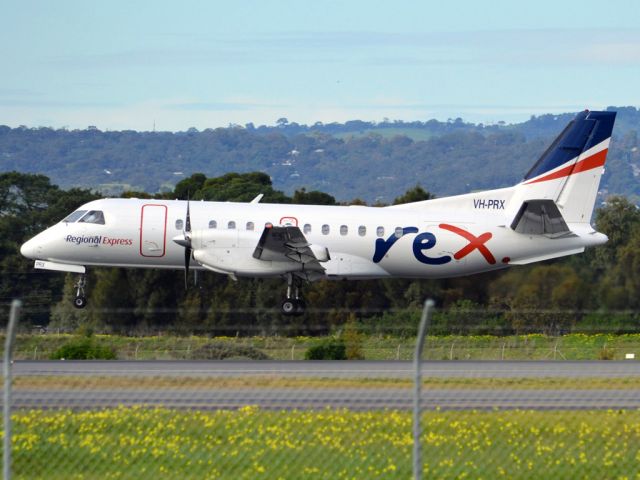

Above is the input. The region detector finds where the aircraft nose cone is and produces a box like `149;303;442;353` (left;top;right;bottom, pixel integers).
20;238;37;259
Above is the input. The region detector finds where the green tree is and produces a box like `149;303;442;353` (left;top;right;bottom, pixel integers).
593;196;640;267
0;172;97;324
197;172;290;203
493;264;583;334
392;185;433;205
174;173;207;200
292;188;336;205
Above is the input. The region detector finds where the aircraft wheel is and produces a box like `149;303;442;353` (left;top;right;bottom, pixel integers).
73;296;87;309
281;299;297;316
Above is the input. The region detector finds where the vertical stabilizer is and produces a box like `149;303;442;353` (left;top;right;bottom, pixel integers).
516;110;616;224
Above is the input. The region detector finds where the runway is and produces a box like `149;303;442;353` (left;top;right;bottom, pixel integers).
13;360;640;378
9;360;640;411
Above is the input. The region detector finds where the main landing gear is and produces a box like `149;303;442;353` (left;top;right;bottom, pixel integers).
72;274;87;309
281;274;306;316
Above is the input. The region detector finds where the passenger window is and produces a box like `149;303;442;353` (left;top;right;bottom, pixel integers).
303;224;312;234
394;227;403;238
175;219;184;230
63;210;88;223
79;210;105;225
246;221;254;231
358;226;366;236
340;225;348;236
209;220;217;229
321;224;330;235
228;221;236;229
376;226;385;237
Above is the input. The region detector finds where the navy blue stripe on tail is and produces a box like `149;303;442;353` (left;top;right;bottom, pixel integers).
523;110;616;181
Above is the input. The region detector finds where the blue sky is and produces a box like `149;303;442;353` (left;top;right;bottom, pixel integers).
2;0;639;131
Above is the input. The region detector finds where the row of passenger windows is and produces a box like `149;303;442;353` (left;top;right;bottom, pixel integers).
175;219;400;238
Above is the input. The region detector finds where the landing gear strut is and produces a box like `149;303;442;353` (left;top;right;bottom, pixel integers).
72;274;87;309
281;274;305;316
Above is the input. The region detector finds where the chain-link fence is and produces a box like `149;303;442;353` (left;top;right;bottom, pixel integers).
3;304;640;479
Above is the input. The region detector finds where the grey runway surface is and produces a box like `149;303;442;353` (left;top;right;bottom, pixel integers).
12;360;640;378
10;360;640;411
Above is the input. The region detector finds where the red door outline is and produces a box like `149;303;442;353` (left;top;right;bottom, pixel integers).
280;216;298;227
140;204;168;257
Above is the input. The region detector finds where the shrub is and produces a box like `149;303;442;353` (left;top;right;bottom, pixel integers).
193;341;270;360
305;338;347;360
50;338;117;360
598;345;615;360
344;316;364;360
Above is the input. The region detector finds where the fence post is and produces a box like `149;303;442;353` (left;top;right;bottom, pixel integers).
413;299;434;480
4;299;22;480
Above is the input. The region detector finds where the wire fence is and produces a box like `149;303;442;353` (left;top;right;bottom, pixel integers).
2;303;640;479
7;333;640;361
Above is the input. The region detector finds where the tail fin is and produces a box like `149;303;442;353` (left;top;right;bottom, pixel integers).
517;110;616;224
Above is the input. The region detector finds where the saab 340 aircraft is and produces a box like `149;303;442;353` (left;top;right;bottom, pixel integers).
21;110;616;315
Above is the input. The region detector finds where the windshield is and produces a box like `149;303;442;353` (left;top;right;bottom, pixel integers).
79;210;105;225
62;210;88;223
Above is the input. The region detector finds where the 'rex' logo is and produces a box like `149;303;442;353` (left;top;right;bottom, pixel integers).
439;224;496;265
372;224;496;266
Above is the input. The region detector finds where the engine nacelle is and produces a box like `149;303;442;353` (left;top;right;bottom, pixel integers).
193;247;304;277
191;228;261;250
189;227;328;277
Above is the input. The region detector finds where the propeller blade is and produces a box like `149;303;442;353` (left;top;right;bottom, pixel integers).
182;199;192;289
185;199;191;234
184;245;191;289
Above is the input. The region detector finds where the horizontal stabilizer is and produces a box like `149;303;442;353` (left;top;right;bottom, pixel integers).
509;248;585;265
510;199;572;237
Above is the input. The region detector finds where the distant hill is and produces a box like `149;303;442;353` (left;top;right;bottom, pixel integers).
1;106;639;203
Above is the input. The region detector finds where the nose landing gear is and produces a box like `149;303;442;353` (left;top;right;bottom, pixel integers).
281;274;305;316
72;274;87;309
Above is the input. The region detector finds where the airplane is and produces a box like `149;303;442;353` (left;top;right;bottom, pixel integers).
20;110;616;316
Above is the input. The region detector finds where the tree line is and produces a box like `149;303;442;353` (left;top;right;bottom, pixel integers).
1;171;639;336
1;106;639;205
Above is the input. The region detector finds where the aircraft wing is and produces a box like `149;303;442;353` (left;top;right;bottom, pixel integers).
252;225;327;277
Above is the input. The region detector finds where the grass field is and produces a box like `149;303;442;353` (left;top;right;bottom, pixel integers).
12;375;640;391
9;406;640;479
6;332;640;361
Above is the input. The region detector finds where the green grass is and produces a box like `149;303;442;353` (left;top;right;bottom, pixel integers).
6;332;640;361
8;407;640;479
13;375;640;391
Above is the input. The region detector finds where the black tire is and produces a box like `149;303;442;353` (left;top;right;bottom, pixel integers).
281;299;297;316
73;296;87;309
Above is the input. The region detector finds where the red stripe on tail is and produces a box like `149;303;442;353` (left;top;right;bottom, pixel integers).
524;149;608;185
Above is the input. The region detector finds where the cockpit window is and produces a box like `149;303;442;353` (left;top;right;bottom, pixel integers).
62;210;88;223
79;210;105;225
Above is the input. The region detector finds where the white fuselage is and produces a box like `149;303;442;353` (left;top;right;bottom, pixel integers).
20;196;607;280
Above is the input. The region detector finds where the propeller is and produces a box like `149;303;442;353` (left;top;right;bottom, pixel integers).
183;200;192;289
173;200;192;289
